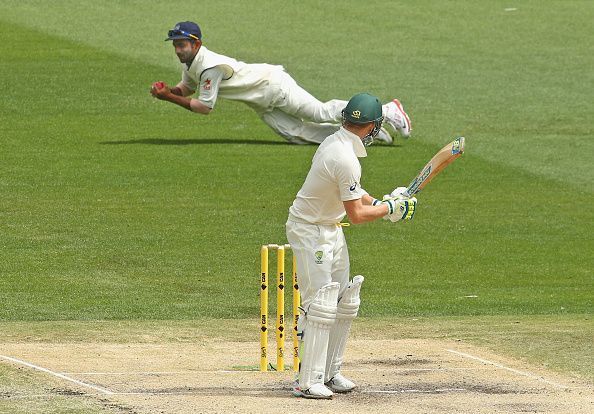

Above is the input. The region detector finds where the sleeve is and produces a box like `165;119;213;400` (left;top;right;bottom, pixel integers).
181;70;198;94
197;67;226;109
334;158;367;201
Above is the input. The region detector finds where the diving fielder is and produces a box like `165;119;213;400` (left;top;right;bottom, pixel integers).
150;21;412;145
286;93;417;399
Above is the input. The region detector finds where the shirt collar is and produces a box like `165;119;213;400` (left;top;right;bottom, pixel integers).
186;45;206;70
339;127;367;158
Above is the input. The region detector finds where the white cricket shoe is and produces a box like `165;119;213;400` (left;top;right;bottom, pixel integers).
374;127;393;145
325;373;357;393
383;99;412;138
292;382;334;399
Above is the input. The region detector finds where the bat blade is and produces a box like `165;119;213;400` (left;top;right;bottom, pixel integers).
406;136;465;196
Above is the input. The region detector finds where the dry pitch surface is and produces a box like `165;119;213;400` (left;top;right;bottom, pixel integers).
1;337;592;414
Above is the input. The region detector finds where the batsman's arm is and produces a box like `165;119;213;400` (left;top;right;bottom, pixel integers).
361;194;377;205
343;197;389;224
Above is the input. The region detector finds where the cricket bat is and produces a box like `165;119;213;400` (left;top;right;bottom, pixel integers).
404;136;465;197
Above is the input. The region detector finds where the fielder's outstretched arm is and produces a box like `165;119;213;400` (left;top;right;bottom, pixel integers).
150;82;212;114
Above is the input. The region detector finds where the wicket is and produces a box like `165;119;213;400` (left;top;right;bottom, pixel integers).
260;244;300;372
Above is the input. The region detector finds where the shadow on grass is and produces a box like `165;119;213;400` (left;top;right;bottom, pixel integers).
99;138;296;146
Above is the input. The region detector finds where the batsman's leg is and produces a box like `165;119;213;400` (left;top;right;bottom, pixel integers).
287;220;340;399
293;282;340;399
324;275;364;393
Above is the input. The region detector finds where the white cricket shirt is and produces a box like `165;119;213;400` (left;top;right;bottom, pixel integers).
288;128;368;225
180;46;283;109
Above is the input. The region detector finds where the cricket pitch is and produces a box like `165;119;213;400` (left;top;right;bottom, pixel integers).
1;332;592;414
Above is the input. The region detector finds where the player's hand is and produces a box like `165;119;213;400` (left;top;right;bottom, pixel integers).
389;186;409;199
380;187;409;203
383;197;417;222
150;81;170;100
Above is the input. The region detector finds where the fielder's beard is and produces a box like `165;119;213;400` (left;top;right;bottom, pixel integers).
177;51;197;65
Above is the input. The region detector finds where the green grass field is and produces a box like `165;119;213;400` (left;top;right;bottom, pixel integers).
0;1;593;411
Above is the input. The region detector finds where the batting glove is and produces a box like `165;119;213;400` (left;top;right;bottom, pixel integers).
389;186;409;199
384;197;417;222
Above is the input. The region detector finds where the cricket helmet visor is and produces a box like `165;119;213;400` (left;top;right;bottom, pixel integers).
341;93;384;146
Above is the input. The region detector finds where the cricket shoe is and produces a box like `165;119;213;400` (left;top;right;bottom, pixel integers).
292;382;334;399
383;99;412;138
374;127;393;145
325;373;357;393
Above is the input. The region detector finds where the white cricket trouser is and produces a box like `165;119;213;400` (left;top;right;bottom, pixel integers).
285;220;350;311
256;71;348;144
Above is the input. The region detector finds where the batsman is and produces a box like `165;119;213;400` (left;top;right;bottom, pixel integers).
286;93;417;399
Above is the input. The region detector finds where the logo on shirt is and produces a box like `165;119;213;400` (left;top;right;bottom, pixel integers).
203;79;212;90
352;110;361;119
314;250;324;264
349;182;357;191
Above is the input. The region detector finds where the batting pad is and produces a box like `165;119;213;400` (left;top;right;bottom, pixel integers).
325;275;364;381
298;282;340;390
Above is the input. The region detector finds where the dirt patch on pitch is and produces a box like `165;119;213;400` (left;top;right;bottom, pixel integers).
0;339;592;414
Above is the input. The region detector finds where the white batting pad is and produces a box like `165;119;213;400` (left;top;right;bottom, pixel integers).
298;282;340;390
325;275;364;381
